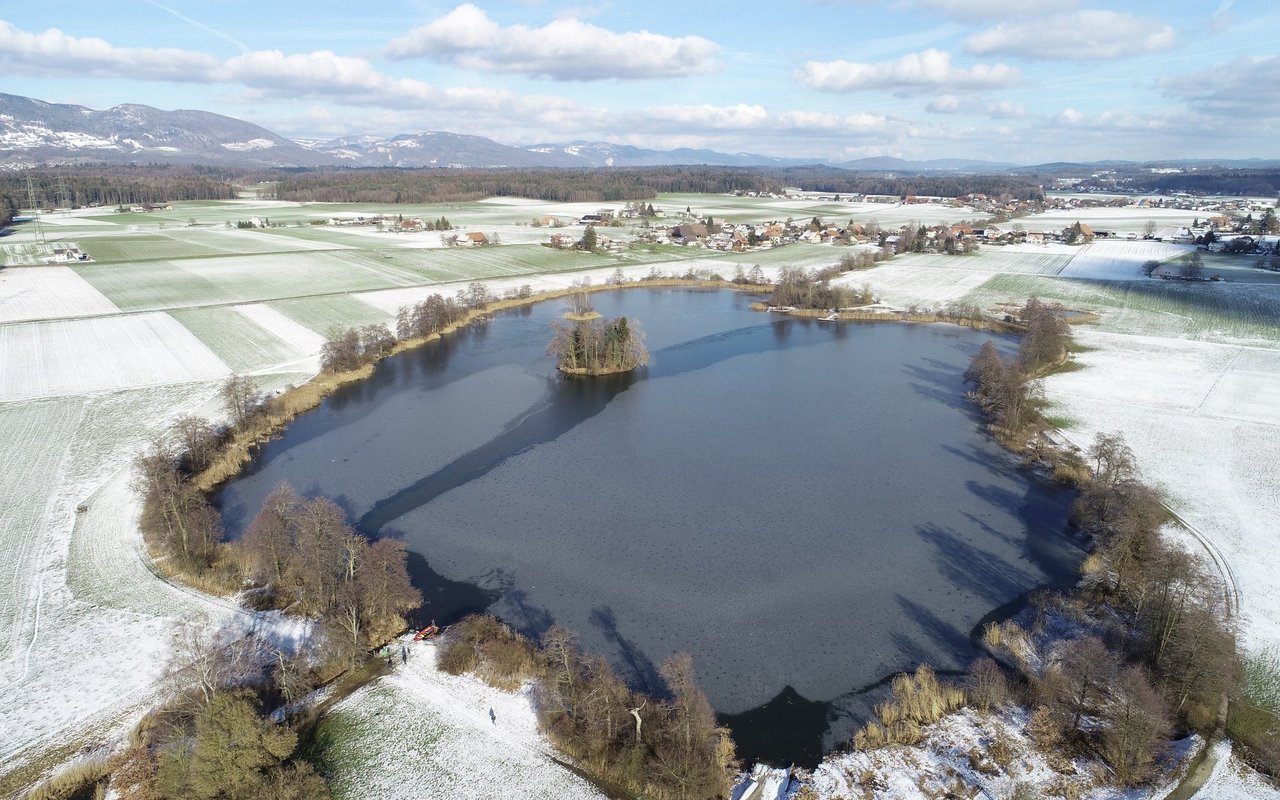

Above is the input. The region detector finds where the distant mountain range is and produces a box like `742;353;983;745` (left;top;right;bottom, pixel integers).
2;93;1276;173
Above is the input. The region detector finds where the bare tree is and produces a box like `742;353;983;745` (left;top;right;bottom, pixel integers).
965;657;1010;712
175;415;221;473
1101;665;1172;785
220;374;262;429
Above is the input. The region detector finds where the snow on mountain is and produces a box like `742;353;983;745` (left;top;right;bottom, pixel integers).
0;93;330;167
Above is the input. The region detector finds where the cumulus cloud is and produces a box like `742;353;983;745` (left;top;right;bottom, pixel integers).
965;11;1176;60
224;50;391;93
0;20;219;81
797;49;1019;93
1161;55;1280;118
385;3;718;80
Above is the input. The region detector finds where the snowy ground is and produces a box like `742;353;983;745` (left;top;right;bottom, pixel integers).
0;266;120;323
808;708;1200;800
1194;742;1280;800
796;713;1280;800
1042;330;1280;646
1021;205;1210;234
1058;239;1191;280
318;639;604;800
0;197;1275;799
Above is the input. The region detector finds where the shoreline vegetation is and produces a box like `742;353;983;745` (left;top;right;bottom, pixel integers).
102;270;1276;800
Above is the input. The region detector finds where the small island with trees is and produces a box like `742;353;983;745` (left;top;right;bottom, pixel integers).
548;313;649;376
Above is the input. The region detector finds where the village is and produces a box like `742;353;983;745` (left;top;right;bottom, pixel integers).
286;189;1279;264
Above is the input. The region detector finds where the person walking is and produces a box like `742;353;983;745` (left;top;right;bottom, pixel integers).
489;707;496;725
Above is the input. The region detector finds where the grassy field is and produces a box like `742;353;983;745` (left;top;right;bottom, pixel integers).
170;307;303;372
313;644;604;800
269;295;394;335
76;233;243;263
72;253;411;311
961;273;1280;344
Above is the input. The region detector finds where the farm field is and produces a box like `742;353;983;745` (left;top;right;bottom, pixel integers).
0;266;120;322
1020;205;1209;234
1043;330;1280;651
960;274;1280;345
170;306;305;372
1056;239;1190;280
0;313;229;401
269;294;394;334
894;247;1074;275
73;252;410;311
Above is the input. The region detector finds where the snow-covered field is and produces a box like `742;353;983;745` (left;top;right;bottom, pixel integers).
0;266;120;323
319;640;604;800
1021;205;1210;234
0;313;231;401
1043;330;1280;649
1057;239;1190;280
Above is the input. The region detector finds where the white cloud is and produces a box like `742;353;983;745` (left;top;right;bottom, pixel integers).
1053;107;1178;132
965;11;1177;60
986;100;1025;118
776;110;893;132
925;95;1025;118
642;104;769;130
1161;55;1280;118
224;50;391;94
0;20;219;81
385;3;718;80
797;49;1020;93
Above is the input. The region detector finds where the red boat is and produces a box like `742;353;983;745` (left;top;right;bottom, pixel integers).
413;624;441;641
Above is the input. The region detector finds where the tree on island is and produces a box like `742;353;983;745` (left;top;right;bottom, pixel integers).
549;316;648;375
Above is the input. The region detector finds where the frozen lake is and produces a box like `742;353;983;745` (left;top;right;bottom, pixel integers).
216;287;1081;765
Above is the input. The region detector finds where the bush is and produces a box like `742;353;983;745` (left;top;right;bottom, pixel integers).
26;758;110;800
438;615;540;691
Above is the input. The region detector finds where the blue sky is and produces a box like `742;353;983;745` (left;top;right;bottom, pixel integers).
2;0;1277;163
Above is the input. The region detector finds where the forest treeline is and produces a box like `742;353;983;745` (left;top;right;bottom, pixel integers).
770;165;1046;201
1;165;242;208
270;165;1050;204
438;616;735;800
1073;168;1280;197
271;166;783;204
